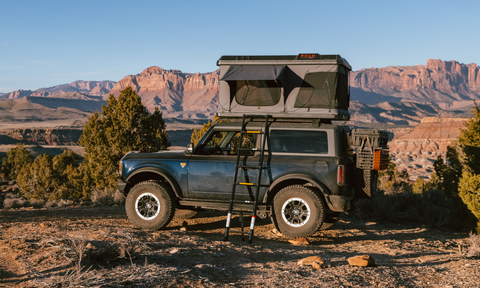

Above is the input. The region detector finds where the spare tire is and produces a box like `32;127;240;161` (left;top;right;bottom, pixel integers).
354;168;378;198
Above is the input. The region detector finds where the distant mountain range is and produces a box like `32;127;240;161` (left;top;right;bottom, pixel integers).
2;59;479;125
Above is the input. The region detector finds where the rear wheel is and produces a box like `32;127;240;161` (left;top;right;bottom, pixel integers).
126;181;175;229
354;168;378;198
271;185;325;238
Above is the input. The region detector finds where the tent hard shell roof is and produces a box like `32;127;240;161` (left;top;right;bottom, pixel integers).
216;54;351;120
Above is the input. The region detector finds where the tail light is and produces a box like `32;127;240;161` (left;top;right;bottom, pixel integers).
337;165;346;186
374;149;389;170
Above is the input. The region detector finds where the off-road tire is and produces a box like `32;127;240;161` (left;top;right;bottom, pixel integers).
173;209;198;220
354;168;378;198
319;212;341;230
125;181;175;229
271;185;325;238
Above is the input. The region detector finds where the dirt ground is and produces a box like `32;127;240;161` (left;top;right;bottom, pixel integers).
0;192;479;287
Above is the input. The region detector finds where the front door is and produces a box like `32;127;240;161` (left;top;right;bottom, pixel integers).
187;130;260;201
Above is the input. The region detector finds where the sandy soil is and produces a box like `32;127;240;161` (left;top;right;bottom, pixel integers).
0;185;479;287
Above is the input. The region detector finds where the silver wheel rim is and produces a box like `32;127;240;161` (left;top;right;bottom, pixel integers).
135;192;161;220
281;197;311;227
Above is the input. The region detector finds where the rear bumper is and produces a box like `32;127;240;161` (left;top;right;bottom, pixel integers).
324;195;354;212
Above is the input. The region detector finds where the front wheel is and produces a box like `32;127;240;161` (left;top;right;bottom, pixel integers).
126;181;175;229
271;185;325;238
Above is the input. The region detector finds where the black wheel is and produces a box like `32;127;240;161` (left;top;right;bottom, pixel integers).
354;168;378;198
319;212;341;230
125;181;175;229
271;185;325;238
173;209;198;220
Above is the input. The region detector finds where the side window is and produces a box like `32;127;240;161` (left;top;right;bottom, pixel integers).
198;130;258;155
270;130;328;154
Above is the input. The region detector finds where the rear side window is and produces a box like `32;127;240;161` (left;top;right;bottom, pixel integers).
270;130;328;154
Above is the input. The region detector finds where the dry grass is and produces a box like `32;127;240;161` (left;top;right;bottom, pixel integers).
467;232;480;257
90;187;125;206
29;230;150;287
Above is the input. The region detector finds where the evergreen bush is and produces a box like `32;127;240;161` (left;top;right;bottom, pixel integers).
78;87;169;195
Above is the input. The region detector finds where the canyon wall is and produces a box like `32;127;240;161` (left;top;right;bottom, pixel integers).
109;66;219;119
388;117;466;180
350;59;480;107
6;80;116;99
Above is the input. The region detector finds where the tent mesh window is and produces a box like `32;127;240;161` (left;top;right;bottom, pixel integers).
294;72;337;109
233;80;282;106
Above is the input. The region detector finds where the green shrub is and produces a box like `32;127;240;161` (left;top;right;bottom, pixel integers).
457;103;480;232
0;144;33;180
17;154;58;201
17;150;83;201
459;171;480;233
191;116;218;146
412;177;425;194
377;162;411;193
434;144;463;198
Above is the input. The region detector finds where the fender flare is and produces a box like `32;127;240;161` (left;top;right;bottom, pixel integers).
263;173;330;203
126;167;183;198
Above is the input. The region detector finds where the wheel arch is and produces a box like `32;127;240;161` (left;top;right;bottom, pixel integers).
125;168;183;198
263;173;330;205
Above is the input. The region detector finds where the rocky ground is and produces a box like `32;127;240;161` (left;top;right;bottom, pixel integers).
0;184;479;287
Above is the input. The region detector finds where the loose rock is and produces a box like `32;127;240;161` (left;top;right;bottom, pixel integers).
348;255;376;267
297;256;325;270
288;238;309;246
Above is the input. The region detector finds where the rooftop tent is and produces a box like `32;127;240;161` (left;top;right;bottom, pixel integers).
220;65;286;106
216;54;351;120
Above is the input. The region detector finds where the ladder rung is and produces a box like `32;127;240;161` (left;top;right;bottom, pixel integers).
235;183;269;187
238;182;254;186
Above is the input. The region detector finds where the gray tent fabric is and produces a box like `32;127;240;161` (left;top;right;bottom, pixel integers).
216;55;351;120
220;65;286;81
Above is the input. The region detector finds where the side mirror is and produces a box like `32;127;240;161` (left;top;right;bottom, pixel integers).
186;143;194;154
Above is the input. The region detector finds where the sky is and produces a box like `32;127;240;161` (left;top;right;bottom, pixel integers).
1;0;479;93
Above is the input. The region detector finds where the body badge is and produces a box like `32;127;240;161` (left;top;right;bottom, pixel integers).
180;163;186;168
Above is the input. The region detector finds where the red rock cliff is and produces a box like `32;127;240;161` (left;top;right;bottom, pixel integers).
350;59;480;106
109;67;219;119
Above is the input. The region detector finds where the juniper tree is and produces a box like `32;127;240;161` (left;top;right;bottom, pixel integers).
191;116;219;146
457;103;480;232
0;144;32;180
78;87;169;193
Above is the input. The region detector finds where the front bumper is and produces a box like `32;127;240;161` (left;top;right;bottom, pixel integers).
117;180;127;193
